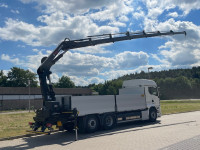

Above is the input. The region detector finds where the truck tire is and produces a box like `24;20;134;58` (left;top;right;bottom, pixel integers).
149;108;157;122
85;115;99;133
103;114;116;130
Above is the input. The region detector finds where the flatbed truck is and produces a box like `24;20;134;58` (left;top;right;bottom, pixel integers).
28;30;186;134
54;79;161;133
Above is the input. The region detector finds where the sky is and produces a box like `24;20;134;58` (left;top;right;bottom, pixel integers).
0;0;200;86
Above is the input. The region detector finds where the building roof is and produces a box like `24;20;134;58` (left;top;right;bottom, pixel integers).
0;87;92;95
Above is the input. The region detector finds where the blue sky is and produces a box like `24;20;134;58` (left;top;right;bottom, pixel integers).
0;0;200;86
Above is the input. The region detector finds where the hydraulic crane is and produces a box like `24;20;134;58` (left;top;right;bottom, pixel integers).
37;30;186;106
29;30;186;135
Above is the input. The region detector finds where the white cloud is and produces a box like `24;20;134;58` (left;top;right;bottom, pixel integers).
32;48;39;52
1;50;149;85
2;70;9;76
11;9;20;14
119;15;129;22
26;51;46;69
143;0;200;19
116;51;149;69
140;0;200;35
151;19;200;67
20;0;125;15
151;54;169;65
88;77;104;84
1;51;46;70
68;76;90;86
140;0;200;68
17;45;26;48
0;0;135;47
148;7;163;19
89;0;133;21
67;76;105;86
173;0;200;16
51;73;59;83
133;11;145;20
1;54;22;65
0;19;40;46
72;44;112;54
100;70;135;80
20;0;133;21
0;3;8;8
108;21;126;27
62;75;105;86
52;51;149;77
0;17;119;47
99;64;170;81
167;12;178;18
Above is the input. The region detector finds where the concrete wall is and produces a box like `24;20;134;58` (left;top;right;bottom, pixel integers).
0;87;92;95
0;99;43;110
0;87;92;111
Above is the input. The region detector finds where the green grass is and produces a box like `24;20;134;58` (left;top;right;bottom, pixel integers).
0;100;200;139
161;100;200;115
0;112;34;139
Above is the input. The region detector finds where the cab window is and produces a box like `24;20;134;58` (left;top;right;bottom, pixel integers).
148;87;158;96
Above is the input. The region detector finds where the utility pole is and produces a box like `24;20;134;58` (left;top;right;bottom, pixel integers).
28;80;31;113
148;67;153;79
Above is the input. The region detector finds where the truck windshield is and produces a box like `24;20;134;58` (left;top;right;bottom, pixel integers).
148;87;158;96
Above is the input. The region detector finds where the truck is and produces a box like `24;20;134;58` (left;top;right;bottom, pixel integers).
28;30;186;134
54;79;160;133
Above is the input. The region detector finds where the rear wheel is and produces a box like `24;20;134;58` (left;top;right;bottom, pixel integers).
149;108;157;122
85;115;99;133
103;114;116;130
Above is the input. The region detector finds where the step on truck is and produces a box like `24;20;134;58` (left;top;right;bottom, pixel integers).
28;30;186;134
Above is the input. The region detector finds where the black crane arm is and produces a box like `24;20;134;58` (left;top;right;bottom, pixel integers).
37;30;186;105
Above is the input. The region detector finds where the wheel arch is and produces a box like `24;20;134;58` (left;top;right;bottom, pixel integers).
149;106;157;113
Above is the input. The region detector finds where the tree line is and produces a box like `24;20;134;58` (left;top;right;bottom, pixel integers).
90;67;200;100
0;67;75;88
1;66;200;100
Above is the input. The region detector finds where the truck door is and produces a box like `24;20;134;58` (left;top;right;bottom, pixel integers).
145;86;160;107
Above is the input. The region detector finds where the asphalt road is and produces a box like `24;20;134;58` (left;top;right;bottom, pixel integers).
1;111;200;150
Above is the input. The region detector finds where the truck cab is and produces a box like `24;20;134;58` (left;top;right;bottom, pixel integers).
121;79;161;120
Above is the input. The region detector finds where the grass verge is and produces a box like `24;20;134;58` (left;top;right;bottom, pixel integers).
0;99;200;139
0;112;34;139
161;100;200;115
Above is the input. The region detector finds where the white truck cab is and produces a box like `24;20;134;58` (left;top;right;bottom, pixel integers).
121;79;161;120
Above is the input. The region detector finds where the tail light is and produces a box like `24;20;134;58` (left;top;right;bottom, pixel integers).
46;123;52;128
29;122;34;125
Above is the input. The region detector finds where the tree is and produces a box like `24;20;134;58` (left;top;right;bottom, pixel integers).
89;79;123;95
55;76;75;88
0;70;7;87
7;67;38;87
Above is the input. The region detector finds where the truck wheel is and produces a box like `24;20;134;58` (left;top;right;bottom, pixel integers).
103;114;116;130
85;115;99;133
149;108;157;122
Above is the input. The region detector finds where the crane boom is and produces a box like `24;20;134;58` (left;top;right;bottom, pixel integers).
37;30;186;105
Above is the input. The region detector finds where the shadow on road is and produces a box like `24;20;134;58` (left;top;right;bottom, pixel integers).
0;120;195;150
